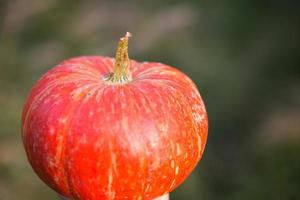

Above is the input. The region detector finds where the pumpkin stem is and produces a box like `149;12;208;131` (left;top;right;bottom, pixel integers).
107;32;132;84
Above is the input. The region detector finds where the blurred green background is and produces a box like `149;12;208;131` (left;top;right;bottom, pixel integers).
0;0;300;199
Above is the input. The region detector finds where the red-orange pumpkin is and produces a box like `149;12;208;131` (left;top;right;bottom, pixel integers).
22;33;208;200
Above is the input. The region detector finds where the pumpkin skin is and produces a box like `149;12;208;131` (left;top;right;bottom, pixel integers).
21;56;208;200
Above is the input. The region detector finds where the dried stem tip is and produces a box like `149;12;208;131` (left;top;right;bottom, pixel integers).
108;32;132;84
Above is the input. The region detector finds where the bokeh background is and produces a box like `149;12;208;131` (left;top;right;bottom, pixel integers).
0;0;300;199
